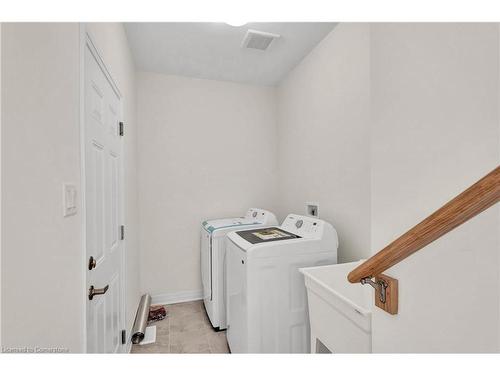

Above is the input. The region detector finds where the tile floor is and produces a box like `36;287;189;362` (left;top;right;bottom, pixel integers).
131;300;230;354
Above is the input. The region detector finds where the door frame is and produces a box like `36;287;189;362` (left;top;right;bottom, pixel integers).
79;24;127;353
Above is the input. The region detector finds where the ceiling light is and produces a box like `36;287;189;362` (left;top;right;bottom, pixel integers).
225;21;247;27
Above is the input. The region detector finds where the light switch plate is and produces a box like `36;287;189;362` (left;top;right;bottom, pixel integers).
63;183;77;217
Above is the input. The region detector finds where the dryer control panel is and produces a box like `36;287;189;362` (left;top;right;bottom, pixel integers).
281;214;323;238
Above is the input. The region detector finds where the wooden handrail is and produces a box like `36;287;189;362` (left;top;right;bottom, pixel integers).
348;166;500;284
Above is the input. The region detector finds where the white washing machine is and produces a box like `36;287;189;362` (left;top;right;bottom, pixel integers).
226;214;338;353
200;208;278;331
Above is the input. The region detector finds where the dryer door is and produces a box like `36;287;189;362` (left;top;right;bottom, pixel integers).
200;229;212;301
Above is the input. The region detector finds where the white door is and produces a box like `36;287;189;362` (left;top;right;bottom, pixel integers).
84;40;125;353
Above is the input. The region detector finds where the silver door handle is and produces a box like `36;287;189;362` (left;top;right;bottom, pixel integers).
88;285;109;300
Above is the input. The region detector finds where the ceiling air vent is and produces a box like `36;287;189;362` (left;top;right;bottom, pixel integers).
242;29;280;51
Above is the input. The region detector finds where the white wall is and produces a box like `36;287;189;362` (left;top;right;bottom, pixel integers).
1;22;138;353
1;23;83;352
0;22;3;347
276;23;371;263
137;72;278;299
85;23;140;342
275;22;500;352
498;24;500;348
3;22;498;352
370;23;500;352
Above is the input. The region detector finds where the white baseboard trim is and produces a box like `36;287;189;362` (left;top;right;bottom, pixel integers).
151;290;203;306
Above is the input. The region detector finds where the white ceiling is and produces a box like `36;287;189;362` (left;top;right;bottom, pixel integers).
124;23;336;86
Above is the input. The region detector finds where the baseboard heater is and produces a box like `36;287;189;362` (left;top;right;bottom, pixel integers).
131;294;152;344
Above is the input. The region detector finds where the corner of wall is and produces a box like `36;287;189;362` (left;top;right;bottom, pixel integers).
274;23;371;262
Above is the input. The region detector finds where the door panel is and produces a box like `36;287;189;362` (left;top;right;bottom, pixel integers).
107;151;119;253
85;41;124;354
90;141;105;262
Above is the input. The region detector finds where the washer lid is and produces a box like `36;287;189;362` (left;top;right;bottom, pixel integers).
202;217;261;234
235;227;301;244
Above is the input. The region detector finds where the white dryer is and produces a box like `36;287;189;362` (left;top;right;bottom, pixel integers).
201;208;278;331
226;214;338;353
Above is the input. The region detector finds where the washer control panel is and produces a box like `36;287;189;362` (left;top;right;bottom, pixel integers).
244;208;275;224
282;214;322;237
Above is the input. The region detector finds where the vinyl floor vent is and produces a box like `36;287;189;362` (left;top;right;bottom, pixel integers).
242;29;280;51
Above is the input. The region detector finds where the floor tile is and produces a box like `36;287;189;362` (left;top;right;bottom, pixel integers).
130;300;229;354
170;312;211;334
207;331;230;353
170;330;210;353
131;341;169;354
168;301;203;317
154;317;170;336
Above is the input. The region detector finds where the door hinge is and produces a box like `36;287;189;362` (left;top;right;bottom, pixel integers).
120;225;125;240
119;122;124;137
121;329;127;345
